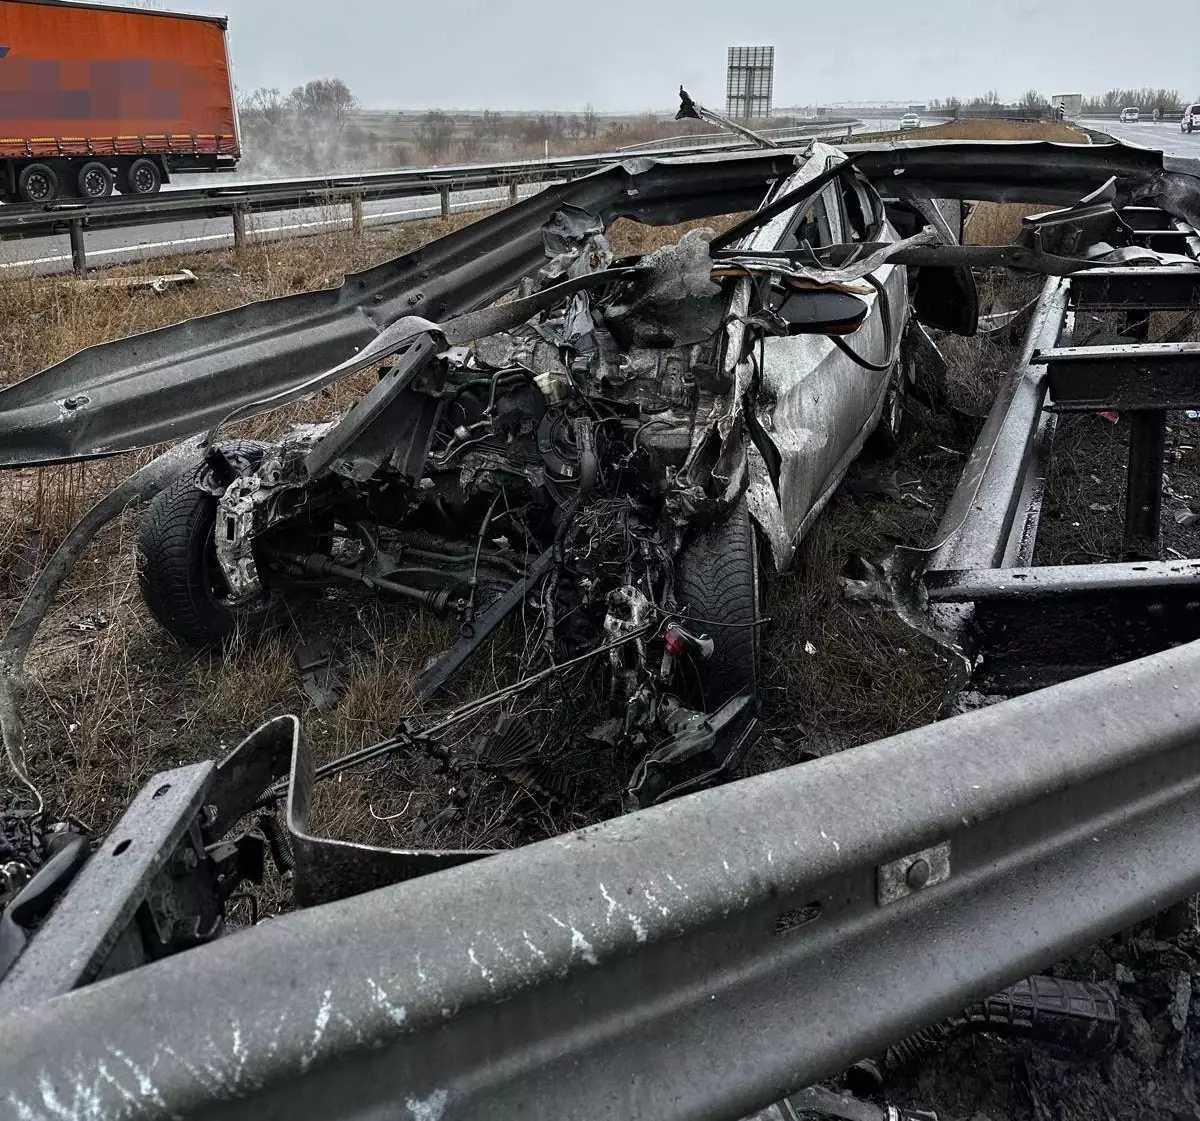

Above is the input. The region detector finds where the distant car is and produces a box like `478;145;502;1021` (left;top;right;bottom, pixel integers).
1120;107;1140;123
899;113;921;131
1182;104;1200;133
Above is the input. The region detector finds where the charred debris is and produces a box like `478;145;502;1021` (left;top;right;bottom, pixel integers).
3;122;1200;825
4;107;1200;1114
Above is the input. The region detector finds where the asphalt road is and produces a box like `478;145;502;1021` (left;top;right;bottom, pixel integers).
0;120;931;276
23;117;1183;276
0;183;544;275
1080;116;1200;159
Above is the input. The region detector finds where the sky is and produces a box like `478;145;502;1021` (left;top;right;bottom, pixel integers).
128;0;1199;113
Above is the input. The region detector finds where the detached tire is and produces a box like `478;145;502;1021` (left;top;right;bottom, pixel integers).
137;441;269;648
675;499;761;710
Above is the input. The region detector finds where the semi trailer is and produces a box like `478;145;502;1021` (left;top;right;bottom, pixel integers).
0;0;239;203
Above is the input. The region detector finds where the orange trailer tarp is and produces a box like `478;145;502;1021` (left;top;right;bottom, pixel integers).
0;0;238;159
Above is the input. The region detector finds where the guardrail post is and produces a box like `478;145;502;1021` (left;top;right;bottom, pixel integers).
68;220;87;277
439;184;451;220
232;205;248;252
351;194;364;238
509;181;519;205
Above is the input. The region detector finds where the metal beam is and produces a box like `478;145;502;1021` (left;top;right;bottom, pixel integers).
926;558;1200;601
0;763;214;1011
5;640;1200;1119
926;277;1069;573
1036;342;1200;411
1069;265;1200;311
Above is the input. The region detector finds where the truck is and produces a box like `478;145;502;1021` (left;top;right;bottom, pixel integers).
0;0;239;203
1051;93;1083;119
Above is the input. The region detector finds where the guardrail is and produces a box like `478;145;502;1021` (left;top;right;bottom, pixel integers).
3;635;1200;1119
614;119;859;152
0;130;857;276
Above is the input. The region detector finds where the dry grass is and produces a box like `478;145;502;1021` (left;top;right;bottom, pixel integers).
964;202;1048;247
0;182;1016;879
856;118;1086;145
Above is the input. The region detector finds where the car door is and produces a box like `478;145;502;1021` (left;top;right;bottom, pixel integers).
743;163;908;568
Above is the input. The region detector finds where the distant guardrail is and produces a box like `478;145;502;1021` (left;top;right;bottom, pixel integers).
615;118;860;152
0;129;859;275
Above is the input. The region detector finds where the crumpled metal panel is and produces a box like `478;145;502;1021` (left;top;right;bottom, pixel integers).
1;141;1195;470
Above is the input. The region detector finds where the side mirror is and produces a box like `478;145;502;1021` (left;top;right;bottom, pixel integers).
774;288;870;335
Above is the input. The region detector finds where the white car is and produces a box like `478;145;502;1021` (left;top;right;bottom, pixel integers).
1182;104;1200;133
1120;107;1140;123
899;113;921;131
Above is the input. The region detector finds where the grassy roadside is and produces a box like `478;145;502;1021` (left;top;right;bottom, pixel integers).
0;119;1073;846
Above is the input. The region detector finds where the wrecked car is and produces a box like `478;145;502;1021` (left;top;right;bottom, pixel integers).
4;126;1200;1117
129;141;950;809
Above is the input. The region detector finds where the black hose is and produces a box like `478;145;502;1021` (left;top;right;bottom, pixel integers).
831;273;895;372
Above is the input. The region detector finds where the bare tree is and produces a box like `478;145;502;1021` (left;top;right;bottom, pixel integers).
1019;89;1045;112
416;111;455;162
583;103;598;140
287;79;358;131
239;87;288;127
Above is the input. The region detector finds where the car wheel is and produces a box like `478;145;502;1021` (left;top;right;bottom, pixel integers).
17;163;58;203
122;158;162;195
137;441;271;648
76;161;114;200
675;498;761;710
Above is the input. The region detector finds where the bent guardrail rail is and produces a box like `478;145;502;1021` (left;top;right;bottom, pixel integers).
1;140;1196;470
3;636;1200;1119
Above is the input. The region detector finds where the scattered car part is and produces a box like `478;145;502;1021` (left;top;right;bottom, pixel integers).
136;440;272;647
885;975;1121;1068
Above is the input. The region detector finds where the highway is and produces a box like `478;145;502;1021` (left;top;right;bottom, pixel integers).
0;120;914;275
0;182;544;275
1081;116;1200;157
12;117;1196;276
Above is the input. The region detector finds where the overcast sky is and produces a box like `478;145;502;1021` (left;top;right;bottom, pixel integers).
155;0;1197;112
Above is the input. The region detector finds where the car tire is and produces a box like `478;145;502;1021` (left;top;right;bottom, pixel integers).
76;161;114;200
137;441;270;648
675;498;761;710
17;163;58;203
121;158;162;195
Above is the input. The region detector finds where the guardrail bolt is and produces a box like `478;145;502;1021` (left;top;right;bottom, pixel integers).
906;858;931;890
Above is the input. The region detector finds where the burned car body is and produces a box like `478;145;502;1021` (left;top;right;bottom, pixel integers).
4;135;1200;1118
126;143;924;808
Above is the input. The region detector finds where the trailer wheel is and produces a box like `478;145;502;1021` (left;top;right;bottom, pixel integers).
76;161;114;200
121;158;162;196
17;163;58;203
137;441;271;648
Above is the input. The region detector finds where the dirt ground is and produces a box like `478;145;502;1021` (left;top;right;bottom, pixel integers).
3;197;1200;1118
